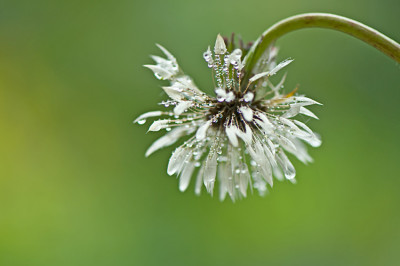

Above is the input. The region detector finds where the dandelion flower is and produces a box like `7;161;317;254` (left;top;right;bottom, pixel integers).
135;34;321;201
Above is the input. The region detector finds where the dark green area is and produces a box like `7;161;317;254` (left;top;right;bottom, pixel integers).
0;0;399;265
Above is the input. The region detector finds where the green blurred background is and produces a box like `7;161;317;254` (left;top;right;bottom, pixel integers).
1;0;399;265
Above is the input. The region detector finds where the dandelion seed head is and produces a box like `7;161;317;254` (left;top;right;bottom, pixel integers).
135;34;322;201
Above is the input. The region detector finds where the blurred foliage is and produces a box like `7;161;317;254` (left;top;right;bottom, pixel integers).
0;0;399;265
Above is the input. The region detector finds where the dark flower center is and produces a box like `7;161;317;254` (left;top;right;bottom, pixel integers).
207;91;266;131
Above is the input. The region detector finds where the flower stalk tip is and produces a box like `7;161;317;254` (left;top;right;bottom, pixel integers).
245;13;400;77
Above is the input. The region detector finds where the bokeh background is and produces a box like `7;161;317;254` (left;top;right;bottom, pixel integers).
1;0;399;265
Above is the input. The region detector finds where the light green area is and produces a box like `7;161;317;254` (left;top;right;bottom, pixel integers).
0;0;399;265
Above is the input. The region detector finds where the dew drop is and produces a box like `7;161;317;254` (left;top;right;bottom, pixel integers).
243;92;254;102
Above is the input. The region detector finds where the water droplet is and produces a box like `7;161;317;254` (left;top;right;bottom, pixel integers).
243;92;254;102
217;96;225;102
137;119;146;125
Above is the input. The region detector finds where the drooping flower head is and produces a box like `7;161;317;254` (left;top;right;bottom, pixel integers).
135;34;321;201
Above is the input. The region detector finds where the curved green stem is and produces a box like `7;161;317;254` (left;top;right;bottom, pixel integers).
245;13;400;75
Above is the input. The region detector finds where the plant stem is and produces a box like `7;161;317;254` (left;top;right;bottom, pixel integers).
245;13;400;75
